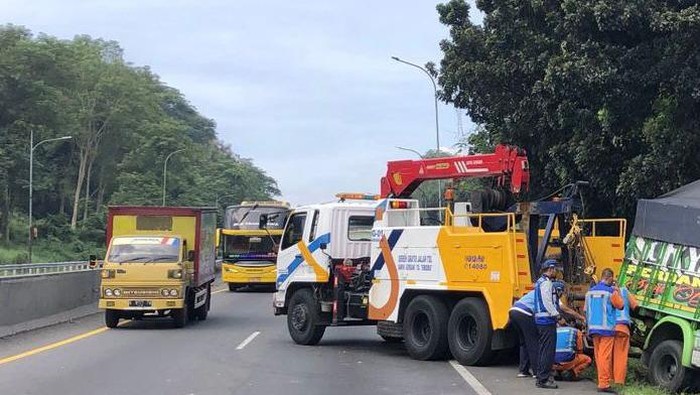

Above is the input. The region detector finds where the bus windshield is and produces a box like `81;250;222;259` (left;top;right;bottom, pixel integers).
224;205;289;229
222;235;280;264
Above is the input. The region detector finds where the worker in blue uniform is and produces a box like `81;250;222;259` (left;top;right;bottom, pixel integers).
533;259;562;389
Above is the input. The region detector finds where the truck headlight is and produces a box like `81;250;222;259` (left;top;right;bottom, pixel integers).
113;289;121;297
161;289;169;297
104;288;113;297
101;269;115;279
169;289;178;297
168;269;183;279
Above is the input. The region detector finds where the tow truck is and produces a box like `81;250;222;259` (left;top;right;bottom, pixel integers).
272;145;625;365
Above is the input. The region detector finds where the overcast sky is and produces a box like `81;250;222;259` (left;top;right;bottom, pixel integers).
3;1;483;205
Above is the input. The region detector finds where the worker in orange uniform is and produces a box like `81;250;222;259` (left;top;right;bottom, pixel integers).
553;325;592;381
552;281;591;381
585;268;624;393
613;284;639;386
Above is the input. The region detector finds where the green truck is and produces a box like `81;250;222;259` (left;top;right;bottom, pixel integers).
619;180;700;392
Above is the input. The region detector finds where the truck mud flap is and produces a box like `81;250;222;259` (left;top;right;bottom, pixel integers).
491;328;517;350
193;286;208;309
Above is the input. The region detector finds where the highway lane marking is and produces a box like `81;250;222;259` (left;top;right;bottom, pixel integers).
449;360;492;395
0;327;109;366
235;331;260;350
212;288;228;295
0;287;232;366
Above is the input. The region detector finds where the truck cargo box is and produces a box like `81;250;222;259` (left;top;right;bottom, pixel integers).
107;206;217;287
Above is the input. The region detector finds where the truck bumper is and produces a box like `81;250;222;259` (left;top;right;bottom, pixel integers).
273;291;286;315
222;263;276;285
99;298;184;310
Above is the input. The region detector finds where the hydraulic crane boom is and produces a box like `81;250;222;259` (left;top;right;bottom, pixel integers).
380;144;530;198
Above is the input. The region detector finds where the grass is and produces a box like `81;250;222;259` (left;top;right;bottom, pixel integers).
580;357;676;395
0;241;101;264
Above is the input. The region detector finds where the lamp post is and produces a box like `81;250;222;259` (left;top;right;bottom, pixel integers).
391;55;442;209
29;131;72;263
162;149;186;206
395;146;425;159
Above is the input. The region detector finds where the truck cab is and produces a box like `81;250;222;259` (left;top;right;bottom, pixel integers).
274;194;377;324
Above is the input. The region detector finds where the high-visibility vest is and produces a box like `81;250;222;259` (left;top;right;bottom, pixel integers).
615;287;631;325
555;327;578;363
511;290;535;314
585;282;617;336
534;276;557;325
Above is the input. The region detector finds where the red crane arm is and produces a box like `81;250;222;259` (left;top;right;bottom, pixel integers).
380;144;530;198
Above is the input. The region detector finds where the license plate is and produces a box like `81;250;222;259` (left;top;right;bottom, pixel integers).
250;277;261;282
129;300;152;307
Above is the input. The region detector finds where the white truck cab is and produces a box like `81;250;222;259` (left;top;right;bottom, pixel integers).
273;194;377;320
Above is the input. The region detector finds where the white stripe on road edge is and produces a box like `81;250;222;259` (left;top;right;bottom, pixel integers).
235;331;261;350
449;360;492;395
212;288;228;295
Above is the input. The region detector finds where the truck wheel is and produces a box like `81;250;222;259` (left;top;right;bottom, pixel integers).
196;285;211;321
105;309;120;328
228;283;242;292
403;295;449;360
448;297;495;366
172;302;188;328
648;340;695;392
287;288;326;345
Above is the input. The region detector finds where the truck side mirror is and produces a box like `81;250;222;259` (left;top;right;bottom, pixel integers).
187;250;196;261
259;214;268;229
89;254;98;269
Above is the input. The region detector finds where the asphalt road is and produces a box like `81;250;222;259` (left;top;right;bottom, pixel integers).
0;286;599;395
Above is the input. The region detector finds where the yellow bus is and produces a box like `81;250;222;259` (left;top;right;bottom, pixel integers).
220;201;290;291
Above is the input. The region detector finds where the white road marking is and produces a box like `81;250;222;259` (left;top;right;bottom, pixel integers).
449;360;492;395
235;331;260;350
212;288;228;295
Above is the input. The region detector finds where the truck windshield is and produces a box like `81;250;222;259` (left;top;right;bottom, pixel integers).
222;235;280;264
108;236;180;263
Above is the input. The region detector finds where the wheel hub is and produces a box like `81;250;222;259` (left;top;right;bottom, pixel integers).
291;304;309;331
659;354;678;382
412;313;431;346
457;315;478;350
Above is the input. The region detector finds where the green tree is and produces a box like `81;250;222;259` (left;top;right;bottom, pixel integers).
435;0;700;219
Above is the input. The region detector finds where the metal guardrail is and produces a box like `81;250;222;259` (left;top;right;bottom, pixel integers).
0;261;98;278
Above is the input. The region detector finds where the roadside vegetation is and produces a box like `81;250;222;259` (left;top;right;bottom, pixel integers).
0;25;279;263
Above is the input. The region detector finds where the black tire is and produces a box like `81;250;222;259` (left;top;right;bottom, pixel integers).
380;335;404;343
287;288;326;345
228;283;242;292
172;302;188;328
403;295;450;360
105;309;120;328
448;297;495;366
648;340;696;392
196;285;210;321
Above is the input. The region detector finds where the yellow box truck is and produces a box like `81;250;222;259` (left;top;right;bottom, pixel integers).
98;206;217;328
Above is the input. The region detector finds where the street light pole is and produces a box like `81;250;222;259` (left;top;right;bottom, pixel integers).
29;130;72;263
392;56;443;209
162;149;186;206
395;146;425;159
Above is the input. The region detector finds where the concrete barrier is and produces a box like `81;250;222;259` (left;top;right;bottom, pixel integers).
0;271;100;338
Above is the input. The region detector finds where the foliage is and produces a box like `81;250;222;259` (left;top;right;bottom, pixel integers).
435;0;700;220
0;25;279;259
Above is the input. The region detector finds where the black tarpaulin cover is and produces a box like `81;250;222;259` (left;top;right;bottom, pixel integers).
632;179;700;248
